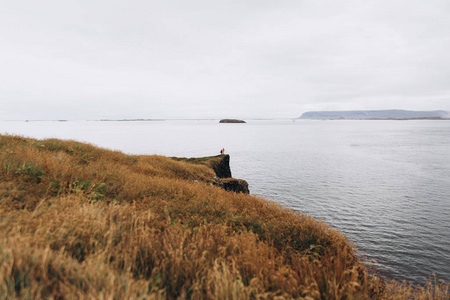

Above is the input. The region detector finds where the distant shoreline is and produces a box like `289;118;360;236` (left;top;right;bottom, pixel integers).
302;117;450;121
299;109;449;120
1;117;450;122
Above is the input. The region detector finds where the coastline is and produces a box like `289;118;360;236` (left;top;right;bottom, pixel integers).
0;134;448;298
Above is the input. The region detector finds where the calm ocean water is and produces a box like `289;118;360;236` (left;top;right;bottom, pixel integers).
1;119;449;284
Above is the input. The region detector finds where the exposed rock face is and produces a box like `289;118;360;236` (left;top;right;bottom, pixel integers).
211;155;232;178
219;119;246;123
209;155;249;194
214;178;249;194
173;154;249;194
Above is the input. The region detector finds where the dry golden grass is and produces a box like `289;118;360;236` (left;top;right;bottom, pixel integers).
0;134;448;299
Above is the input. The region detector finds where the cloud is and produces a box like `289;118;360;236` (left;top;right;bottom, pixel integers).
1;0;449;119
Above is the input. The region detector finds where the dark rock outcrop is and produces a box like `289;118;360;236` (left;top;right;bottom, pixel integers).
214;178;249;194
210;156;249;194
173;154;249;194
211;155;232;178
219;119;246;123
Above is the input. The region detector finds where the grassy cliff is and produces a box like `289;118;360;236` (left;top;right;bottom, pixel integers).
0;134;448;299
172;155;232;179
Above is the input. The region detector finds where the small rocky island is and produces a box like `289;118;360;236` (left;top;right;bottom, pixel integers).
173;155;249;194
219;119;246;123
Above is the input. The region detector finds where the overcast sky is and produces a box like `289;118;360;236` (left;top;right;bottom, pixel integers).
1;0;450;120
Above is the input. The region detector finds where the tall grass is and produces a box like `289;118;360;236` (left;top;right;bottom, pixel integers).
0;134;448;299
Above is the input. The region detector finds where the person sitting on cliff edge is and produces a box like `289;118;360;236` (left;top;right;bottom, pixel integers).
220;148;225;155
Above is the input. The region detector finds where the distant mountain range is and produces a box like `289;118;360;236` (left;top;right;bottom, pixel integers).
299;110;449;120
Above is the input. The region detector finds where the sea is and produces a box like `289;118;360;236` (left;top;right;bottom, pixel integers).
1;119;449;285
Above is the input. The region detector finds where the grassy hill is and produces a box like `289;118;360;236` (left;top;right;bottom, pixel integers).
0;134;448;299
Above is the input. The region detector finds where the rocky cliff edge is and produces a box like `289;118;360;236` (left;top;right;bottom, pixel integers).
173;155;249;194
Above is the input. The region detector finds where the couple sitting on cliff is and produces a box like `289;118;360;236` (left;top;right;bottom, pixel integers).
220;148;225;155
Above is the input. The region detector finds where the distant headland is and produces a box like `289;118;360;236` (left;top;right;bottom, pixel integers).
299;110;449;120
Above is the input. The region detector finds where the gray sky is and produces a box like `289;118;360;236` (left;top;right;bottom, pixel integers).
1;0;450;120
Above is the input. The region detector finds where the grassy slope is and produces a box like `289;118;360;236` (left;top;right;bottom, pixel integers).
171;155;225;173
0;134;448;299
